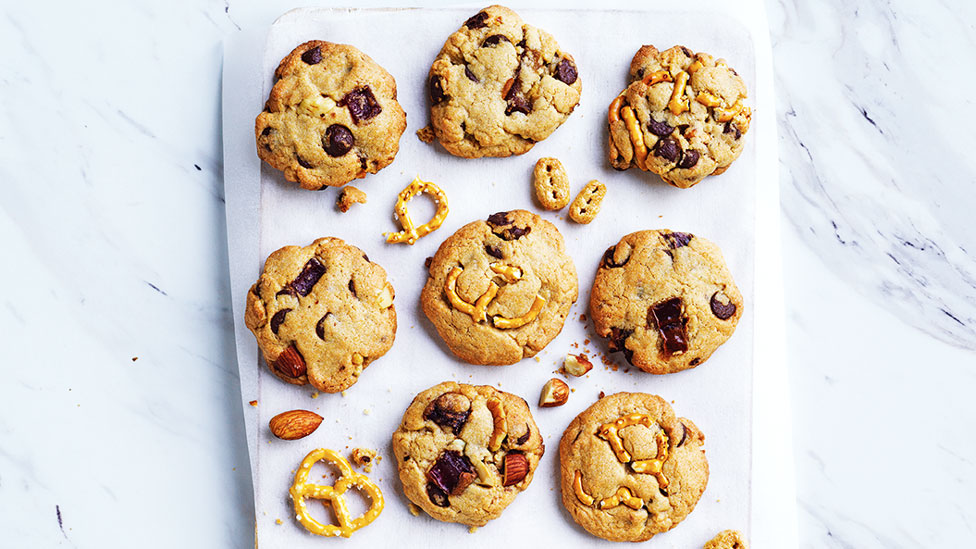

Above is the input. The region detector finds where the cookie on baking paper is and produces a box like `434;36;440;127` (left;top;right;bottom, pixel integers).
427;5;582;158
420;209;578;365
392;381;545;526
705;529;750;549
589;230;742;374
607;45;750;188
244;237;396;392
255;40;407;190
559;392;708;542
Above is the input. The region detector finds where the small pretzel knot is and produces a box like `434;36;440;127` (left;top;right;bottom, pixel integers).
290;448;384;538
384;176;449;245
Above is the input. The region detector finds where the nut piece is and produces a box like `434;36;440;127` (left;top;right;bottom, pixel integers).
336;186;367;212
564;353;593;376
539;378;569;407
533;157;571;210
269;409;323;440
568;180;607;224
274;345;306;378
502;452;529;486
350;447;380;472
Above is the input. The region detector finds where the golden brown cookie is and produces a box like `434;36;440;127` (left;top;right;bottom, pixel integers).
244;237;396;392
590;230;742;374
559;392;708;542
392;381;545;526
705;529;750;548
420;209;578;365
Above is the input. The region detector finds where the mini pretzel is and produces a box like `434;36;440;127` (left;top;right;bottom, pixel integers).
608;95;625;125
714;100;747;123
489;262;522;284
695;92;723;108
384;176;449;245
631;430;671;491
445;266;498;323
619;106;647;170
598;487;643;510
597;414;654;463
486;397;508;451
573;470;595;505
290;448;384;538
641;70;673;86
668;71;690;115
491;296;545;329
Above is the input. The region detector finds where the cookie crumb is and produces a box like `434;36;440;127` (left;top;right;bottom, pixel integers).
416;125;436;143
363;408;371;415
341;391;347;397
468;526;479;534
310;392;319;399
249;400;258;407
704;529;749;549
598;391;606;399
534;356;541;362
408;502;422;517
579;313;587;321
337;186;367;212
564;353;594;376
275;519;282;525
350;448;380;472
131;357;138;362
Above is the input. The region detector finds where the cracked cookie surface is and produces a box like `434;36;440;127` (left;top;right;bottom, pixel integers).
559;392;708;542
590;230;742;375
244;237;396;392
420;209;578;365
608;45;750;188
392;381;544;526
255;40;406;189
427;5;582;158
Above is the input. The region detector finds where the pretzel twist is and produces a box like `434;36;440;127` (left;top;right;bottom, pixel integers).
384;176;449;245
290;448;384;538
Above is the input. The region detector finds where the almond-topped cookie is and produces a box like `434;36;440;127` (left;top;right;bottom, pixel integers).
244;237;396;392
392;382;544;527
255;40;406;189
427;5;582;158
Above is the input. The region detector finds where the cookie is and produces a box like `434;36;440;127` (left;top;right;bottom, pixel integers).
559;392;708;542
568;179;606;224
255;41;407;190
607;45;750;188
705;529;750;549
420;209;578;365
244;237;396;392
391;381;545;526
590;230;742;374
532;157;570;210
427;5;582;158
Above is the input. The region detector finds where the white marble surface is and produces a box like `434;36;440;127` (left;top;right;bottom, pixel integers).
0;0;972;547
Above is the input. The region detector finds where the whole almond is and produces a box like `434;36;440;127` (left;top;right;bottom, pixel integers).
539;378;569;407
269;409;323;440
274;345;306;378
502;452;529;486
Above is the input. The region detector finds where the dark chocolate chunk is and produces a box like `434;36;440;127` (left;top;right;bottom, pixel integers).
464;11;489;29
270;309;291;335
348;279;357;298
362;253;370;262
323;124;354;157
260;126;273;137
423;392;472;435
504;77;530;115
648;119;674;137
516;426;531;445
290;257;326;296
677;149;700;169
710;292;737;320
601;245;630;268
608;327;633;354
680;46;693;57
724;122;742;139
464;65;479;83
689;357;701;366
315;313;333;340
676;422;688;447
424;257;433;269
276;286;297;299
338;87;382;124
427;450;476;496
485;245;504;259
297;156;314;169
554;58;578;85
498;225;530;241
482;34;510;47
649;297;688;356
663;231;693;249
654;138;680;162
426;482;450;507
487;212;512;226
301;46;322;65
429;75;448;105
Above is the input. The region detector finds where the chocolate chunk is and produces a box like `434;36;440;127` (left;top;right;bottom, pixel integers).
423;392;471;435
348;279;357;298
649;298;688;356
648;119;674;137
424;257;433;269
504;77;530;115
323;124;354;157
689;357;701;366
275;286;297;299
516;426;531;445
290;257;326;296
270;309;291;335
427;450;476;496
659;487;670;497
678;149;700;169
498;225;530;241
301;46;322;65
608;327;633;354
724;122;742;139
482;34;510;47
315;313;333;340
260;126;273;137
676;422;688;447
362;253;370;262
429;75;448;105
485;245;503;259
680;46;693;57
426;482;450;507
464;10;489;29
554;58;578;85
297;156;314;169
487;212;512;226
338;87;382;124
464;66;479;83
710;291;737;320
663;231;693;249
654;138;679;162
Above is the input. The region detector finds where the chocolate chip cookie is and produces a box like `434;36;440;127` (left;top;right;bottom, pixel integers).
427;5;582;158
244;237;396;392
607;45;750;188
559;392;708;542
255;41;407;190
590;230;742;374
420;209;578;365
392;381;545;526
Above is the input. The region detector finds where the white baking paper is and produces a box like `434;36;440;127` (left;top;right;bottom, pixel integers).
223;5;794;547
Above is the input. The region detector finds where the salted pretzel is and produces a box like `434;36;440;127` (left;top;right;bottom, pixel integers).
384;176;449;245
289;448;384;538
443;263;546;329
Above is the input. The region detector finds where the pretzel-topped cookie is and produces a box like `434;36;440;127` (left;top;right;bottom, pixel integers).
290;448;384;537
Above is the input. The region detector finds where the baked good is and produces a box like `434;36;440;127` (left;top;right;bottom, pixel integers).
559;392;708;542
336;186;367;212
244;237;396;392
532;157;571;210
420;209;578;365
590;230;742;374
255;40;407;189
427;5;582;158
568;179;606;224
705;529;750;548
607;45;750;188
391;381;545;526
